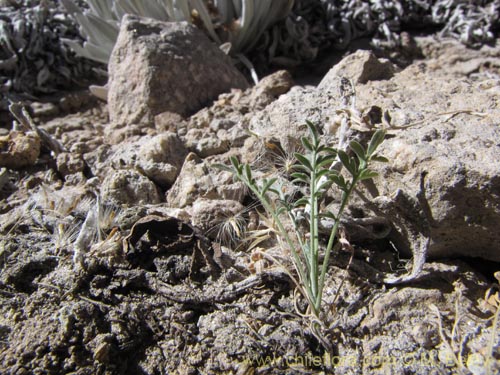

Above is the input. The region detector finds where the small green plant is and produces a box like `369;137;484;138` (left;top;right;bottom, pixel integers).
217;121;387;317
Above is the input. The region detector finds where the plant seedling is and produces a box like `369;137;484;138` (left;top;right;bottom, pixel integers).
216;121;387;317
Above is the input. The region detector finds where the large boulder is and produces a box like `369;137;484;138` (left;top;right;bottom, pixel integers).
248;49;500;283
107;15;249;141
373;118;500;263
346;58;500;271
248;56;392;148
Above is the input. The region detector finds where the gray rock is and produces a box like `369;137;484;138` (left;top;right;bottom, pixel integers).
216;125;248;148
109;133;187;188
107;15;248;139
216;180;247;202
181;70;295;153
248;70;294;109
89;85;108;102
58;91;93;113
63;172;87;186
184;128;230;157
154;111;187;134
248;86;340;149
167;152;236;208
101;169;161;206
56;152;86;177
209;118;236;132
30;102;60;118
347;53;500;270
373;118;500;263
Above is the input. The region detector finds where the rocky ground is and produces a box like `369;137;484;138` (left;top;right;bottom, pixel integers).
1;35;500;375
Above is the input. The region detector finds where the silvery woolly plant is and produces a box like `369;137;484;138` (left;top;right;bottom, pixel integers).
61;0;294;64
217;122;387;318
0;1;94;98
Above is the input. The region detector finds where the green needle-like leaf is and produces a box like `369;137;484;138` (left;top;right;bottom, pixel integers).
212;163;233;173
331;175;348;191
291;172;309;184
294;197;309;207
230;156;240;170
349;140;366;162
273;206;285;216
338;150;357;175
359;169;380;180
317;154;336;169
305;120;319;147
317;181;333;192
370;155;390;163
318;146;338;156
293;164;312;173
320;211;337;221
244;164;253;183
301;137;314;152
268;188;280;196
367;129;386;157
294;153;313;171
261;178;277;194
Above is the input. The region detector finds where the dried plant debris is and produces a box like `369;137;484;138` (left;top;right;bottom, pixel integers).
2;1;499;102
61;0;499;70
0;0;96;101
255;0;499;66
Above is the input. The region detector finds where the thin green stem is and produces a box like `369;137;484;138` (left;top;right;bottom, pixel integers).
309;153;319;302
315;176;358;312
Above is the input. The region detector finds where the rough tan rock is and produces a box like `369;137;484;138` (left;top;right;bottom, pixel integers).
166;153;218;208
56;152;86;177
166;152;244;208
248;86;336;149
184;128;230;157
318;50;395;88
101;169;161;206
0;131;40;169
154;111;187;134
109;133;187;189
344;49;500;267
107;15;249;140
372;114;500;263
248;70;294;108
